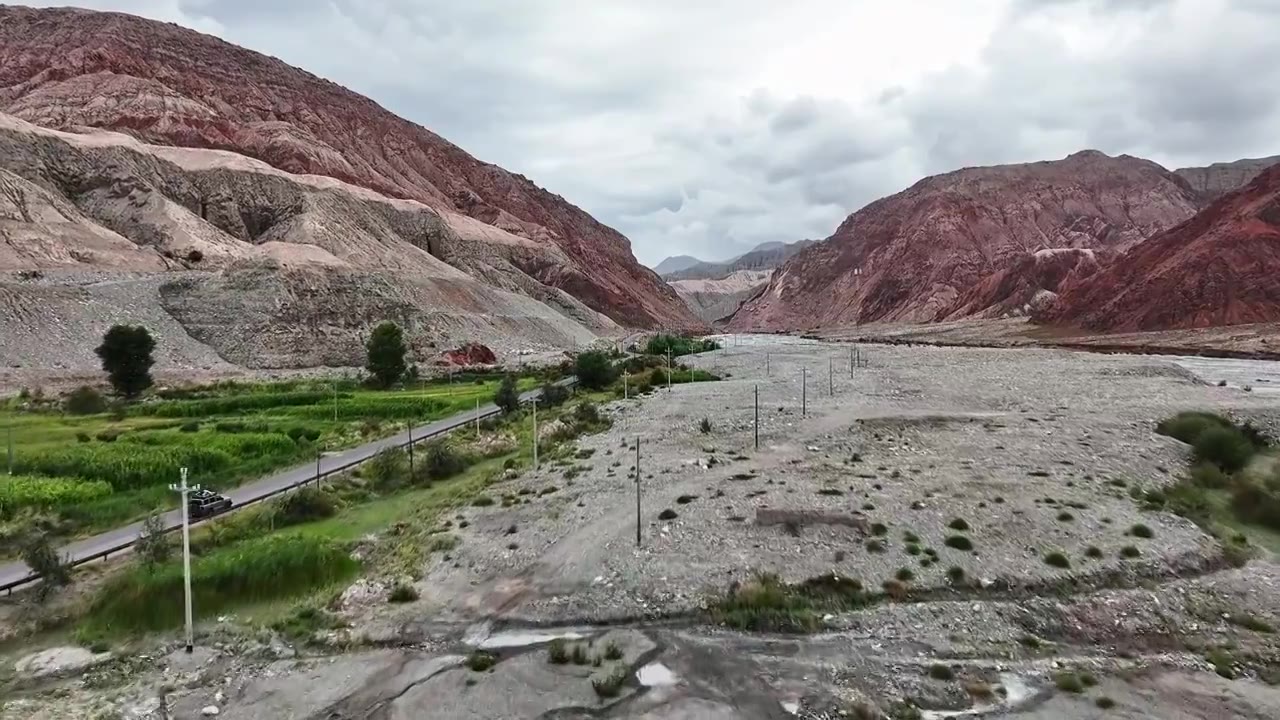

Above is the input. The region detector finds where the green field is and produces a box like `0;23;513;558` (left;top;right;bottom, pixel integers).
0;374;539;548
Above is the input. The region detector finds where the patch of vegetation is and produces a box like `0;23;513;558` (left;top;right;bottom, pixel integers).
388;584;419;603
547;638;570;664
1053;672;1086;693
643;334;720;357
1044;551;1071;569
575;351;619;390
495;375;521;414
571;643;590;665
96;325;155;399
85;534;357;634
21;532;72;600
466;650;497;672
135;513;171;567
870;522;888;536
1207;648;1237;678
270;604;346;642
947;518;969;531
928;664;955;681
1095;696;1116;709
866;539;887;553
699;417;713;434
658;508;678;520
707;572;869;632
365;322;408;389
895;567;915;582
65;385;107;415
604;640;623;660
592;665;629;698
472;495;495;507
1128;523;1153;539
1194;427;1255;473
944;535;973;551
946;566;965;584
539;381;570;407
1018;635;1042;649
1085;546;1104;559
1228;613;1275;634
1119;545;1141;559
1056;511;1074;522
1157;411;1233;445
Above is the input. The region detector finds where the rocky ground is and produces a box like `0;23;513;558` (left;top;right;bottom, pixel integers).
4;339;1280;718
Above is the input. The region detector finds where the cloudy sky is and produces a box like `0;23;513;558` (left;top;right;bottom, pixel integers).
28;0;1280;266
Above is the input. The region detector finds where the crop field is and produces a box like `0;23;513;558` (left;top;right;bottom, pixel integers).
0;374;539;546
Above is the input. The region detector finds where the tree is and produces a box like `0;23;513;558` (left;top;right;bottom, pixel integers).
365;322;408;389
64;385;107;415
95;325;155;399
494;374;521;414
574;351;617;390
136;513;172;567
21;532;71;601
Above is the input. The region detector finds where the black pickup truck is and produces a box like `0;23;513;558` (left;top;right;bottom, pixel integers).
188;489;233;519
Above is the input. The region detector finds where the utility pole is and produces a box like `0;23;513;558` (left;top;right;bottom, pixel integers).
850;346;854;378
623;372;628;400
532;398;539;472
407;425;415;476
169;467;197;654
315;446;322;485
666;348;672;391
6;426;12;476
333;382;338;422
475;397;481;435
754;385;759;450
634;437;641;547
766;352;770;377
802;369;807;417
829;357;833;396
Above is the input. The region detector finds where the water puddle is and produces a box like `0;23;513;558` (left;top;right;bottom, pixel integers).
636;661;678;687
464;622;587;650
921;673;1039;719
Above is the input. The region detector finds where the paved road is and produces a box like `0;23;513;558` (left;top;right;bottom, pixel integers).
0;382;566;592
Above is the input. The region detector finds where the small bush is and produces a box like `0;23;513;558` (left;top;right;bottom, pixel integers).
928;663;955;681
866;539;886;553
65;385;107;415
96;430;119;443
1053;672;1085;693
76;432;91;443
1056;511;1074;522
1119;545;1141;559
494;375;521;414
870;522;888;536
179;421;200;433
1193;426;1255;473
944;535;973;551
1044;552;1071;569
466;650;497;671
699;418;712;434
571;644;590;665
604;641;623;660
421;439;466;481
136;513;172;567
1129;524;1154;539
895;567;914;582
1085;546;1103;559
472;496;495;507
1227;613;1274;634
1095;697;1116;709
272;486;337;526
574;351;618;390
389;584;419;603
591;665;628;698
547;638;570;664
1189;462;1229;489
539;381;570;407
22;532;71;600
946;566;965;584
947;518;969;531
1157;411;1231;445
367;447;408;488
658;508;678;521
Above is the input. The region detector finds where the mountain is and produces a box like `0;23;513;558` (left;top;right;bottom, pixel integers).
1036;164;1280;332
662;240;814;281
728;151;1201;331
1176;156;1280;203
0;5;699;335
653;255;704;275
660;239;814;323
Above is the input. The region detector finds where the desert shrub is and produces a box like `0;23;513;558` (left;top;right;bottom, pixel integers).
1157;411;1232;445
1053;672;1085;693
895;567;915;582
946;566;966;584
1119;545;1141;558
870;522;888;536
944;535;973;551
388;584;419;603
1056;511;1074;522
494;375;521;414
1194;426;1255;473
65;386;107;415
472;496;495;507
1085;546;1104;559
420;439;467;482
947;518;969;531
699;418;712;434
1230;476;1280;530
466;650;497;671
547;638;570;664
707;572;867;633
592;665;629;698
1189;462;1229;489
1044;552;1071;568
1129;523;1154;539
271;486;337;526
928;664;955;681
1095;697;1116;709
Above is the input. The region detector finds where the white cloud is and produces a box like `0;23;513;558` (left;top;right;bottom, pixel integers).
29;0;1280;265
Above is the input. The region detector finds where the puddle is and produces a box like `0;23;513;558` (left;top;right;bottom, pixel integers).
465;622;587;650
921;673;1039;719
636;661;679;687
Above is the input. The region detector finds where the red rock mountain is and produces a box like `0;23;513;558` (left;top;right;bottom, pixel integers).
1037;164;1280;332
0;5;698;330
728;151;1201;331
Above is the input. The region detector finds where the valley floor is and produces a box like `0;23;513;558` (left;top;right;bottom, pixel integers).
5;339;1280;718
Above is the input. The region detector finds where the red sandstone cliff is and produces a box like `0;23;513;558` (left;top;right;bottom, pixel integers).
0;5;700;330
1037;164;1280;332
728;151;1200;331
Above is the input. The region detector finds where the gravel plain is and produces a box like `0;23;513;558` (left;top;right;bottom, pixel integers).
5;338;1280;718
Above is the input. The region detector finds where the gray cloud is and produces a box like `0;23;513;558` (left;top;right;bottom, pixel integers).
26;0;1280;266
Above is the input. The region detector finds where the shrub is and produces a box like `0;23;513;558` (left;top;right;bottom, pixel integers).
76;432;91;443
135;513;171;567
658;508;678;520
421;439;467;482
1053;672;1085;693
286;426;321;443
1189;462;1229;489
928;664;955;681
179;421;200;433
540;381;570;407
947;518;969;531
870;522;888;536
96;430;119;443
367;447;408;489
944;535;973;551
1085;546;1103;559
365;321;408;389
1193;426;1255;473
946;566;965;584
866;539;886;553
0;476;113;516
1157;411;1231;445
387;584;419;603
494;375;521;414
466;650;497;671
699;418;712;434
547;638;570;664
1044;552;1070;569
472;496;495;507
573;401;602;427
895;567;914;582
1229;478;1280;530
271;486;337;526
591;665;628;698
96;325;155;399
604;641;623;660
21;532;71;600
574;351;617;390
1095;697;1116;709
571;644;590;665
1056;511;1074;522
1119;545;1141;559
643;334;719;357
1129;524;1154;539
65;386;107;415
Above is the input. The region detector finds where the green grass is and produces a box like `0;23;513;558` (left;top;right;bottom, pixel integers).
81;534;358;635
642;334;720;357
0;374;541;546
707;572;869;632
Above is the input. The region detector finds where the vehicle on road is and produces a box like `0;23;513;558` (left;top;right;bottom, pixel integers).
188;489;233;519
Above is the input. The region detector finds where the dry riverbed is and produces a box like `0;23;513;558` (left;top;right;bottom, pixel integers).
5;340;1280;718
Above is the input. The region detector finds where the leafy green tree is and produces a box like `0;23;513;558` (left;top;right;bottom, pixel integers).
95;325;155;399
574;351;617;390
21;532;71;601
365;322;408;389
64;385;107;415
494;374;521;414
136;513;172;567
